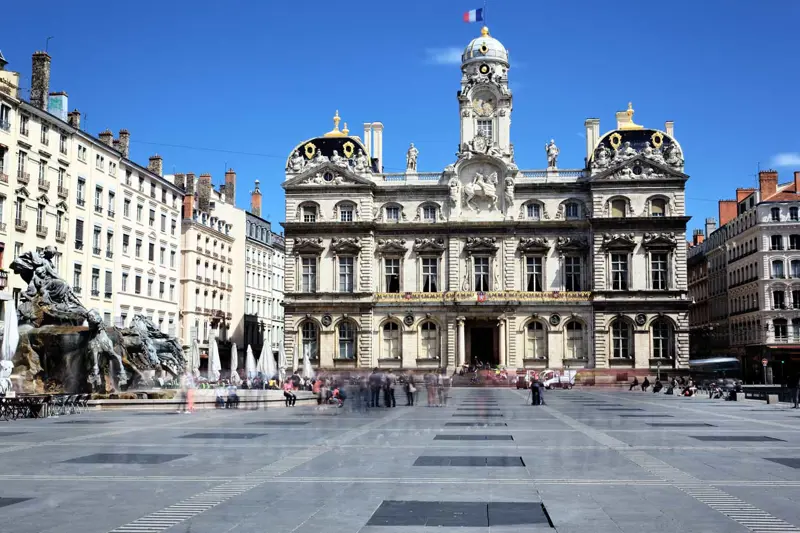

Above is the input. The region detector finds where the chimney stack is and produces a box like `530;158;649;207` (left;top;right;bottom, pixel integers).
224;168;236;205
251;180;262;217
30;51;51;110
705;217;717;237
182;173;196;219
148;154;163;176
173;173;185;190
197;173;212;212
371;122;384;172
759;169;778;200
99;129;113;146
67;109;81;129
665;121;674;137
112;139;121;152
718;200;737;226
584;118;600;163
692;228;705;246
794;171;800;194
118;129;130;159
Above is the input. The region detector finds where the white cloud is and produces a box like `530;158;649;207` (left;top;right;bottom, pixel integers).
424;47;462;65
772;153;800;167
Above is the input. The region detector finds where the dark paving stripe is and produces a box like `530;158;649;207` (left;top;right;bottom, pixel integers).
690;436;785;442
766;458;800;468
366;500;548;527
414;456;525;467
0;497;31;509
452;414;504;417
618;414;674;418
0;431;29;437
433;435;513;441
596;408;644;411
55;420;112;424
63;453;189;464
647;423;715;428
457;408;503;411
247;421;310;426
445;422;507;427
180;433;266;439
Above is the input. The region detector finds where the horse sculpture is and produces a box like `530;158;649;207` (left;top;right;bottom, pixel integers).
463;171;499;212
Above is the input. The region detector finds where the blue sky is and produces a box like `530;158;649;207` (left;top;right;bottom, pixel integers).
3;0;800;233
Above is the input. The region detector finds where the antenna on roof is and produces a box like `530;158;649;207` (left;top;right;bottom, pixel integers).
45;36;54;53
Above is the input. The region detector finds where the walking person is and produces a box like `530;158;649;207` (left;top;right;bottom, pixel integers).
405;375;416;406
425;371;436;406
530;379;540;406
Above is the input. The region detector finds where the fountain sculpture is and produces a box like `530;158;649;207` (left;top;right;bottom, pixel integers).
7;246;186;393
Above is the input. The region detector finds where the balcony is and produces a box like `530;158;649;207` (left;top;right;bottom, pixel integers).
37;179;50;192
73;286;82;294
108;210;115;219
212;252;218;258
35;225;47;237
77;197;85;207
91;289;99;297
205;277;210;283
0;119;10;131
196;275;202;281
0;173;7;183
195;306;201;312
92;247;101;255
214;309;224;318
196;246;203;252
17;171;29;185
57;186;68;198
14;219;27;232
106;250;113;259
105;291;112;299
55;231;66;243
212;279;218;286
94;204;103;214
75;240;83;250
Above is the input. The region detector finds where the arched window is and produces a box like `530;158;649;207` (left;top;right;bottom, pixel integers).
526;321;547;360
565;201;580;220
337;202;355;222
526;202;541;220
564;321;585;360
610;199;627;218
338;321;357;359
382;321;401;359
651;319;674;359
301;321;318;360
611;319;632;359
419;321;439;359
651;198;666;217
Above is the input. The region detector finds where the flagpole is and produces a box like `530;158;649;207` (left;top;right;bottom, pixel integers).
484;0;488;26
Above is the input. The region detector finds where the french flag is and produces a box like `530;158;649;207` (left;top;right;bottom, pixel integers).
463;8;484;23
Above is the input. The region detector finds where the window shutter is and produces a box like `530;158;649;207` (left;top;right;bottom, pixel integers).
75;219;84;240
105;271;112;293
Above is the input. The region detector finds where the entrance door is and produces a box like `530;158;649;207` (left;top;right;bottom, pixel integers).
470;326;497;367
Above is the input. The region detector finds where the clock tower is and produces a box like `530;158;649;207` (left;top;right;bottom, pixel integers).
458;26;512;157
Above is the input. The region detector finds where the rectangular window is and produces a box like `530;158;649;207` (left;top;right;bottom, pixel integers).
169;284;175;300
651;252;668;290
474;257;490;291
135;238;142;258
526;203;540;220
790;235;800;250
19;115;29;136
91;268;100;296
73;264;82;293
106;231;113;257
160;213;166;232
170;250;176;267
422;257;438;292
159;281;165;298
339;257;354;293
611;253;629;290
150;182;156;198
771;235;783;250
386;206;400;222
565;202;580;219
40;124;49;145
59;134;67;155
75;219;84;249
423;205;436;222
385;258;400;293
108;191;115;216
38;161;45;184
792;260;800;278
565;256;582;291
94;186;102;211
774;290;786;309
76;178;85;205
104;270;112;298
122;233;130;254
123;199;130;218
793;290;800;309
339;206;353;222
149;209;155;227
147;278;153;297
772;261;785;279
136;204;143;222
160;246;165;265
771;207;781;221
525;256;543;292
302;206;316;223
148;242;155;261
476;119;493;140
301;257;316;292
791;207;799;221
170;219;176;235
121;272;128;292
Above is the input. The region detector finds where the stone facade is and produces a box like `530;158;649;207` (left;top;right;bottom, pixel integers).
282;27;690;372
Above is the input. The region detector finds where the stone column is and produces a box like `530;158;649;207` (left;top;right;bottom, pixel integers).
498;318;506;368
457;317;466;367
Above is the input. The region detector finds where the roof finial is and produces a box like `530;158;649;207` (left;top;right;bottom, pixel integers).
627;102;634;119
324;110;347;137
481;26;490;37
342;122;349;135
332;110;341;131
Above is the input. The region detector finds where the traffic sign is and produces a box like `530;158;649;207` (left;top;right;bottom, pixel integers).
762;358;768;366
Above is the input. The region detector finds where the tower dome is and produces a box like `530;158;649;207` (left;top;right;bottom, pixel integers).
462;26;508;67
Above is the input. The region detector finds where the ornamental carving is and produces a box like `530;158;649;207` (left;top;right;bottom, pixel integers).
376;239;407;255
642;232;678;249
517;237;550;254
293;237;325;255
556;236;589;252
464;236;499;255
601;233;637;250
330;237;362;255
413;237;446;254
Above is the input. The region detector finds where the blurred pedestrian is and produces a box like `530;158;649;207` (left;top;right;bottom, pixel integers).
405;374;416;406
369;368;382;408
794;373;800;408
283;380;296;407
385;370;397;408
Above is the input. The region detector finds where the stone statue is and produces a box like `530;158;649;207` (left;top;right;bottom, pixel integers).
665;144;684;167
448;177;461;210
504;177;515;212
545;139;559;168
11;246;87;327
463;171;499;211
118;314;186;379
288;150;306;172
616;141;637;160
0;360;12;395
311;148;328;166
86;309;127;389
592;145;611;169
330;150;347;168
354;149;369;172
461;273;470;291
406;143;419;171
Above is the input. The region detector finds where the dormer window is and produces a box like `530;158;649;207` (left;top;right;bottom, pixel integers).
771;207;781;221
339;204;353;222
527;203;540;220
651;199;666;217
423;205;436;222
611;199;627;218
303;205;317;223
791;207;799;221
386;206;400;222
565;202;580;220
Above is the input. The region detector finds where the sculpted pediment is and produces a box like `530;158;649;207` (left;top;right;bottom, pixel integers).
556;236;589;252
602;233;637;250
591;154;687;182
413;237;446;254
284;163;373;188
376;238;407;255
464;236;499;255
293;237;325;255
642;232;678;249
517;237;550;254
330;237;361;255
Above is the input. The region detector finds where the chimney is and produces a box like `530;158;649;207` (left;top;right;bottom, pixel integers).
185;173;196;195
118;129;130;159
705;217;717;237
112;139;121;152
251;180;262;217
736;188;756;202
173;173;185;190
182;173;196;219
794;171;800;194
363;123;373;159
99;129;113;146
759;169;778;200
692;229;705;246
30;51;51;110
665;121;674;137
718;200;737;226
224;168;236;205
371;122;384;172
584;118;600;163
197;173;212;212
148;154;163;177
67;109;81;129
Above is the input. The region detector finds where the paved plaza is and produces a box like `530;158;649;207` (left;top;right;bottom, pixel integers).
3;389;800;532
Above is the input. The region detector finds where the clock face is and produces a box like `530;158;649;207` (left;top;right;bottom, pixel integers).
472;92;496;117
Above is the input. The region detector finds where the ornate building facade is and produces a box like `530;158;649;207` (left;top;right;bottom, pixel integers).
282;27;690;372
